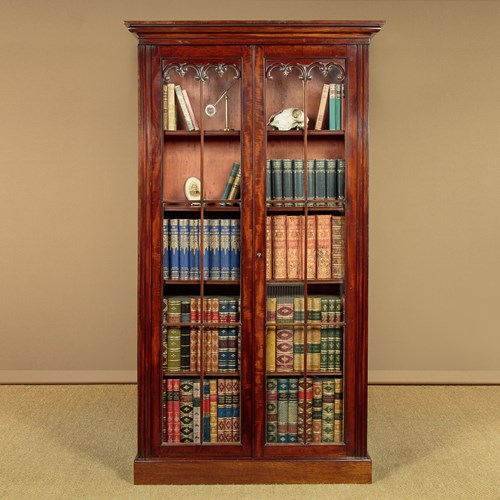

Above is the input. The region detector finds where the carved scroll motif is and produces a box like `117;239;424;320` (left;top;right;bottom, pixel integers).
266;61;345;82
163;63;241;83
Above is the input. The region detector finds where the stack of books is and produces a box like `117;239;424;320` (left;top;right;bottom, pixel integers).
163;83;199;131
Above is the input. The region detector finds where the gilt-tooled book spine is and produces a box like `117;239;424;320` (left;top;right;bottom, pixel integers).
189;219;200;280
337;159;345;201
272;216;287;279
321;379;335;442
228;327;238;372
229;219;240;280
218;327;229;372
163;219;169;279
169;219;180;280
286;216;302;279
220;219;231;280
276;297;294;372
193;380;201;443
204;328;212;373
232;378;240;443
180;326;190;372
209;379;218;443
271;159;283;206
293;296;304;371
314;83;330;131
167;83;176;131
167;327;181;372
179;219;190;280
333;327;343;371
316;215;332;279
162;85;168;131
266;216;272;280
190;297;200;322
307;297;322;372
306;215;317;279
166;297;181;323
227;164;242;201
190;327;199;372
217;379;227;442
180;379;194;442
297;378;305;443
336;84;343;131
221;162;240;201
334;378;344;442
203;380;210;442
180;298;190;324
328;83;339;130
210;328;219;374
202;219;210;280
326;299;336;370
305;377;313;443
174;85;195;131
266;159;272;202
320;298;329;372
312;378;322;442
209;219;221;280
288;378;299;443
162;327;168;372
266;378;278;443
292;159;304;206
331;216;345;280
315;159;326;206
306;159;315;201
266;297;277;372
326;159;337;206
277;378;289;443
162;378;168;443
172;378;181;443
282;159;294;206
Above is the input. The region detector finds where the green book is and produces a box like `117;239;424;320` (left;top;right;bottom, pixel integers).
271;159;283;206
292;159;304;206
333;327;343;371
221;161;240;201
328;83;337;130
282;159;294;206
337;159;345;201
314;159;326;205
325;159;337;206
321;378;335;442
306;159;315;201
167;327;181;372
266;378;278;443
266;159;272;202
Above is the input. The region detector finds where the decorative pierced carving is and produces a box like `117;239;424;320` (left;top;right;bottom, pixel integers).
266;61;345;82
163;63;241;83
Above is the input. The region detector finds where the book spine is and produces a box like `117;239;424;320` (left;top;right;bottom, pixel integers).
227;164;242;200
335;84;342;131
172;378;181;442
192;379;201;443
167;83;177;131
266;378;278;443
218;327;229;372
229;219;240;280
211;326;219;374
178;219;190;280
169;219;180;280
337;159;345;201
179;379;194;442
306;215;317;279
312;378;322;442
271;215;287;279
305;377;313;443
228;327;238;372
166;297;181;323
277;378;289;443
174;85;195;131
163;85;168;131
334;378;344;442
232;378;240;442
167;327;181;372
293;296;304;371
162;327;168;371
202;219;210;280
314;83;330;130
190;327;198;372
306;159;315;201
325;159;337;206
182;88;199;130
286;216;301;279
297;377;305;443
282;159;294;206
316;215;332;279
328;83;337;131
266;297;277;372
217;379;226;442
266;216;272;280
180;326;191;372
320;298;329;372
209;379;218;443
331;216;345;280
292;159;304;206
276;297;294;372
220;219;231;280
333;327;343;371
220;162;240;201
321;378;335;442
209;219;221;280
163;378;168;443
163;219;169;279
203;379;210;442
287;378;299;443
189;219;200;280
271;159;283;205
314;159;326;205
266;159;272;202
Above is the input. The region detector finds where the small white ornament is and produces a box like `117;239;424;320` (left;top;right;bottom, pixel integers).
267;108;308;130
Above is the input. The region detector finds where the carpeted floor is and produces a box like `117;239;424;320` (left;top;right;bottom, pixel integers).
0;385;498;499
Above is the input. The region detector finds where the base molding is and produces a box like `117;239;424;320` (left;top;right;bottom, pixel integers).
134;457;372;484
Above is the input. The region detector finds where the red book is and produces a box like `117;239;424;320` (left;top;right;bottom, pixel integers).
331;216;345;279
272;216;287;279
306;215;317;279
286;216;302;279
172;378;181;443
316;215;332;279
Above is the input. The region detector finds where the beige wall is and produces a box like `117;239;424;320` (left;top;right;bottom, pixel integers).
1;1;499;384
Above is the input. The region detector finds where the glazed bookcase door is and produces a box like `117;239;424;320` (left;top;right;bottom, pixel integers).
149;46;253;458
254;45;362;459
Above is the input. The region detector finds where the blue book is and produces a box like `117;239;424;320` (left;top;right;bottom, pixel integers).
229;220;240;280
202;219;210;280
271;159;283;206
219;219;231;280
326;159;337;206
292;159;304;206
178;219;190;280
266;159;272;202
337;159;345;201
315;159;326;205
163;219;169;280
203;380;210;442
189;219;200;280
328;83;337;130
306;159;315;202
168;219;180;280
209;219;221;280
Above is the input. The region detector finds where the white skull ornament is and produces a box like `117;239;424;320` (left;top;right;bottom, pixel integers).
267;108;308;131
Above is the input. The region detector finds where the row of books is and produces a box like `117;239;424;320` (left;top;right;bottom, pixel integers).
220;162;242;202
162;378;240;443
266;215;345;280
163;296;240;324
163;83;199;131
266;295;344;372
267;377;343;444
163;218;240;281
314;83;345;131
266;158;345;205
162;326;239;373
